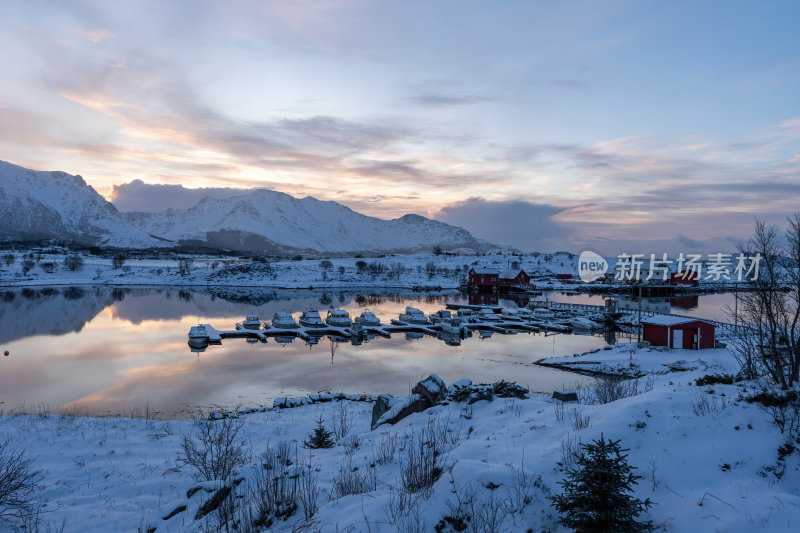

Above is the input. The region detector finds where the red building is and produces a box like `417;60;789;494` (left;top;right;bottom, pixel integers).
642;316;715;349
555;273;573;280
500;269;531;286
468;268;500;288
670;270;700;286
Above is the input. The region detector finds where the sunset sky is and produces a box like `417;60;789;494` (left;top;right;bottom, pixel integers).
1;0;798;253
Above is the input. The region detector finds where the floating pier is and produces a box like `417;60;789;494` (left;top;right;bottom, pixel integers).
186;309;574;350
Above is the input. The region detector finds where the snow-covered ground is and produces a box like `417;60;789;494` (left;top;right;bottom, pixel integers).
0;251;563;289
2;345;799;532
0;249;737;292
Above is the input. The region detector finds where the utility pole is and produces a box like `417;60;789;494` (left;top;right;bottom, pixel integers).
637;284;642;344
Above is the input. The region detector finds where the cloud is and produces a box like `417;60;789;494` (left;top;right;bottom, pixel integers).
432;198;571;251
75;29;115;42
110;180;244;213
408;93;494;107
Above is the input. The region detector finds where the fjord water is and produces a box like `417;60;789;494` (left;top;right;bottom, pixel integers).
0;287;735;418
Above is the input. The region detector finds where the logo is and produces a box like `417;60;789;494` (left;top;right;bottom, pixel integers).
578;250;608;282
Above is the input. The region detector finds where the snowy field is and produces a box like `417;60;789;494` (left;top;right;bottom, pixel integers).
0;250;596;290
2;345;799;532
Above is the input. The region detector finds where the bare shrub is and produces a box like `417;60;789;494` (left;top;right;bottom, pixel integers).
62;255;84;272
331;401;355;441
245;446;302;528
0;437;44;524
553;400;566;421
178;417;248;481
329;455;377;499
370;432;398;466
585;374;654;405
298;462;320;521
559;434;581;471
570;408;591;431
401;419;449;494
691;393;725;416
746;389;800;435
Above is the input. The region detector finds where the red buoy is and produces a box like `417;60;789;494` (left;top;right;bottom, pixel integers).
3;351;8;356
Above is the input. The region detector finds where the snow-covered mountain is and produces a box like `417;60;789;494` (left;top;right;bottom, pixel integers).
0;161;490;253
0;161;165;248
124;189;490;253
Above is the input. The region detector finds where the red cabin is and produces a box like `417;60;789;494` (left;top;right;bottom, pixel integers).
642;316;715;349
468;268;500;288
499;269;531;287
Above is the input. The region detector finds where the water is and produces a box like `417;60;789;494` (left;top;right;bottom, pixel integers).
0;287;736;418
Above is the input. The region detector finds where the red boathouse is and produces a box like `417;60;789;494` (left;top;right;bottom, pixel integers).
642;316;716;349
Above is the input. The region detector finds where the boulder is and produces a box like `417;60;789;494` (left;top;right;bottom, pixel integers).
371;394;430;429
412;374;447;405
448;378;472;395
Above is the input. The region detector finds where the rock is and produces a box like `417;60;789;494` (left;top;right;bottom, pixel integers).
194;486;232;520
371;394;394;429
273;397;287;408
162;502;186;521
552;390;579;402
412;374;447;405
448;378;472;394
371;394;431;429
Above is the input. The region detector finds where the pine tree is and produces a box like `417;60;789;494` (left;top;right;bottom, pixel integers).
552;434;654;532
303;416;335;449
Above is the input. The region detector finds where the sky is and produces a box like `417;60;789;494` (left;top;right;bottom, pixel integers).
0;0;798;254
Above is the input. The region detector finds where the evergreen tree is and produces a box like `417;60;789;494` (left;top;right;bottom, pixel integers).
552;434;654;532
303;416;335;449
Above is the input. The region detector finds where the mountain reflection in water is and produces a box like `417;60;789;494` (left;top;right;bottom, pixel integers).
2;286;735;418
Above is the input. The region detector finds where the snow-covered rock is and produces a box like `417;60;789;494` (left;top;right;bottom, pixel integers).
412;373;447;405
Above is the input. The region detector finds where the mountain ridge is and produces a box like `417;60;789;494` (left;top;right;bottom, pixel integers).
0;160;492;253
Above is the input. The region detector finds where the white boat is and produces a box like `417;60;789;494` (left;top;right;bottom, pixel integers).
355;311;381;326
477;308;501;321
188;325;209;341
326;309;352;327
299;310;325;327
275;335;295;346
456;309;477;321
516;308;534;319
272;312;299;329
478;329;494;339
398;306;429;325
501;308;523;321
532;308;555;320
569;317;597;331
440;317;463;334
429;309;453;323
241;314;261;329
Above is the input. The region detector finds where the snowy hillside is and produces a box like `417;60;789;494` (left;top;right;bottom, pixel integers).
0;161;165;248
125;189;489;253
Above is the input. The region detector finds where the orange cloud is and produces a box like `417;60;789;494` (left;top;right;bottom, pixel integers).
75;28;115;42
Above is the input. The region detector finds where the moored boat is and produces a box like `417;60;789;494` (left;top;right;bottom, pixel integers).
299;310;325;327
241;314;261;329
355;310;381;326
398;306;429;324
326;309;352;327
272;311;299;329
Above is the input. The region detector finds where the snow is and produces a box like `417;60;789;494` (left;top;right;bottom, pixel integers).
0;160;165;248
2;344;800;531
643;315;714;326
124;190;488;253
